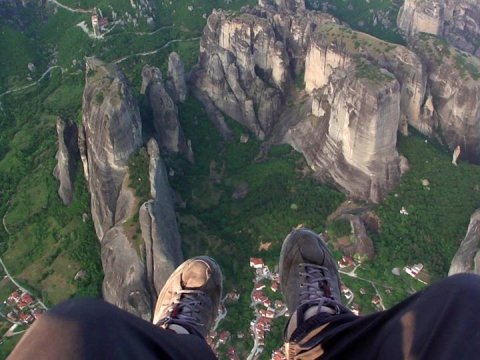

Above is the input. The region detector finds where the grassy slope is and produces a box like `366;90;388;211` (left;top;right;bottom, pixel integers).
307;0;405;44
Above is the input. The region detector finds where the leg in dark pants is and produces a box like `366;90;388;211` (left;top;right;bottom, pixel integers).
289;273;480;360
8;298;217;360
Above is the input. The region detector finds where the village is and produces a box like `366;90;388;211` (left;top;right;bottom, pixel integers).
204;251;429;360
0;276;46;345
2;290;44;326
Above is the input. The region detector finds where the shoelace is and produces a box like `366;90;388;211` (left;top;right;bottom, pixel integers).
298;263;341;309
159;289;206;328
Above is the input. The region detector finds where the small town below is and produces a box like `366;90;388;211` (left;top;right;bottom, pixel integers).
204;251;429;360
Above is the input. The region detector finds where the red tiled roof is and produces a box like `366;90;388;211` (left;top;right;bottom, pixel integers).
250;258;264;266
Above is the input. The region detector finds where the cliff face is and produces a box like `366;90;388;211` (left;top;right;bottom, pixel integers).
397;0;444;38
192;7;338;139
81;57;150;318
449;210;480;276
53;118;78;205
139;139;183;300
304;27;428;135
166;52;187;103
398;0;480;57
82;58;143;240
286;69;402;202
141;65;187;154
413;34;480;163
193;6;407;202
81;58;183;319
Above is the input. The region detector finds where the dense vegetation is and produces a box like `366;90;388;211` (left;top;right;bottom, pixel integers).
374;133;480;278
307;0;405;44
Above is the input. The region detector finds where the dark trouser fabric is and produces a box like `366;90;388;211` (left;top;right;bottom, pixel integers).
287;273;480;360
8;298;217;360
9;274;480;360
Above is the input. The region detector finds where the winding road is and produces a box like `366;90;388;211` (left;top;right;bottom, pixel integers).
47;0;93;14
0;66;62;98
1;201;48;312
0;258;48;311
113;37;201;64
340;267;387;311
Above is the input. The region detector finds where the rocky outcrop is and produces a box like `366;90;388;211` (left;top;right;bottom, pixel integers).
260;0;305;12
192;7;338;139
304;27;428;135
397;0;444;38
82;58;143;240
81;57;150;319
81;58;184;320
341;215;375;261
398;0;480;56
141;65;188;154
166;52;187;103
139;139;183;300
449;210;480;276
193;6;407;202
412;34;480;163
287;68;402;202
53;118;78;205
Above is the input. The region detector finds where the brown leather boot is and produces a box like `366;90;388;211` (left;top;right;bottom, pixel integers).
153;256;223;338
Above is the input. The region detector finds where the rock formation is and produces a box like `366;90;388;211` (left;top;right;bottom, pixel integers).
452;145;461;166
301;23;428;135
412;34;480;163
139;139;183;300
81;57;150;318
192;6;407;202
286;68;403;202
449;210;480;276
192;2;480;199
398;0;480;57
342;215;375;261
81;58;183;319
166;52;187;103
397;0;444;39
260;0;305;11
141;65;188;155
53;118;78;205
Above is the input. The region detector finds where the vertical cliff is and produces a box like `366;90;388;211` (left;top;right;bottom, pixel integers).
449;210;480;276
81;58;184;319
81;57;151;318
397;0;444;38
139;139;183;301
141;65;187;154
53;118;78;205
192;7;338;139
398;0;480;57
287;65;402;202
412;34;480;163
193;6;410;202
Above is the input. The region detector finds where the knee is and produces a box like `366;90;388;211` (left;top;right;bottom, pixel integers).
49;298;115;323
437;273;480;299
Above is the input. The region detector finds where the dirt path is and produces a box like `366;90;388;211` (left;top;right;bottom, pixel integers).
340;269;387;311
47;0;94;14
113;37;200;64
0;66;62;98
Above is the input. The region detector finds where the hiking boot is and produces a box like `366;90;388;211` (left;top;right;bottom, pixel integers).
280;228;347;340
153;256;223;338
